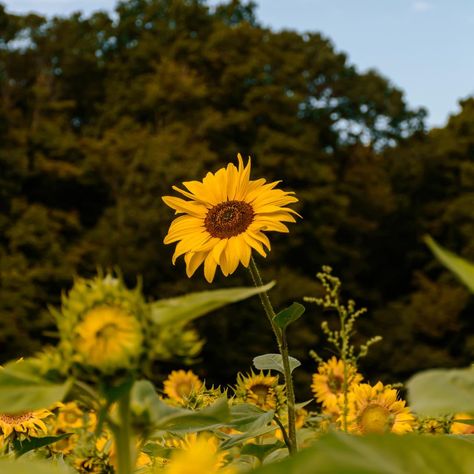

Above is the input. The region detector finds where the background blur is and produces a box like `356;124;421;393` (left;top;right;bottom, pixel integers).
1;0;474;397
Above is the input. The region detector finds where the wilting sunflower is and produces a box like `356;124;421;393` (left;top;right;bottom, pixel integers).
164;434;234;474
311;357;362;413
163;370;203;403
450;413;474;434
0;409;51;440
162;154;299;282
346;381;415;434
234;371;286;412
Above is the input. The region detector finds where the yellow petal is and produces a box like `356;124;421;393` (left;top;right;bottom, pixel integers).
204;253;218;283
184;251;207;277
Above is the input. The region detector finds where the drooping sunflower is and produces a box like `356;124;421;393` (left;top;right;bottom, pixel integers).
163;370;203;404
54;272;148;375
162;155;300;282
234;371;286;412
345;381;415;434
0;409;51;440
311;357;363;414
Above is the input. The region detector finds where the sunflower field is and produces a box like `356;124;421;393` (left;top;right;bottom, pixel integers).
0;154;474;474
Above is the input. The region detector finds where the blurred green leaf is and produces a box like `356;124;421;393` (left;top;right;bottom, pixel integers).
13;433;71;457
0;360;71;412
407;367;474;415
251;431;474;473
425;235;474;293
273;302;305;330
150;282;275;326
148;397;230;434
253;353;301;374
241;441;284;461
0;458;74;474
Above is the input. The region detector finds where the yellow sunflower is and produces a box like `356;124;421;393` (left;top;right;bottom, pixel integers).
0;409;51;440
311;357;363;413
451;413;474;434
162;154;299;282
346;381;415;434
163;370;203;404
164;433;234;474
234;371;285;412
73;305;144;372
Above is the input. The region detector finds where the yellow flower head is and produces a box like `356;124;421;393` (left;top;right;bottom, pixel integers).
234;371;286;412
419;417;446;434
346;381;415;434
311;357;363;413
73;305;144;372
162;155;300;282
0;409;51;440
54;272;148;374
164;433;234;474
163;370;203;403
55;402;88;431
451;413;474;434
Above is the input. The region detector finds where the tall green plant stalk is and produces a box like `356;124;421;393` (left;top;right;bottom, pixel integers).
112;389;134;474
248;257;297;455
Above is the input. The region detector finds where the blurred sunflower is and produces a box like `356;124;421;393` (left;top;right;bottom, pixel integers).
162;154;299;282
73;306;144;373
450;413;474;434
234;371;285;412
311;357;362;413
346;382;415;434
163;370;203;404
164;433;234;474
0;409;51;440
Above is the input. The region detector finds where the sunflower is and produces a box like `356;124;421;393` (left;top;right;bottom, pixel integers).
164;433;234;474
163;370;203;403
450;413;474;434
73;305;144;373
311;357;362;413
162;154;299;282
0;408;51;440
418;417;446;435
345;381;415;434
234;371;286;412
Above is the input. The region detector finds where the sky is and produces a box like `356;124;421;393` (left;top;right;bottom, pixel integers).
4;0;474;127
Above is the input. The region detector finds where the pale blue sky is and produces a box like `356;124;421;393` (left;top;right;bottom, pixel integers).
4;0;474;127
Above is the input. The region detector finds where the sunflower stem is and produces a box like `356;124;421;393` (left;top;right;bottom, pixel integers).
248;257;297;455
113;388;134;474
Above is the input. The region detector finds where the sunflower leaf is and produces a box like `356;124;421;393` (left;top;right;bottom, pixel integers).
0;458;74;474
13;433;72;457
251;431;474;473
0;360;71;412
150;281;276;326
425;235;474;293
253;353;301;374
407;367;474;415
273;302;305;330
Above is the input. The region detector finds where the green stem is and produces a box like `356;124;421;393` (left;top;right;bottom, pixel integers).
114;389;134;474
248;257;297;455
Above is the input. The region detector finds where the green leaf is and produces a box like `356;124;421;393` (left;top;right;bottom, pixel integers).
273;302;305;330
251;431;474;473
150;282;275;326
241;441;284;461
0;458;74;474
253;353;301;374
13;433;72;457
407;367;474;415
425;235;474;292
101;376;134;404
0;360;71;412
148;397;230;435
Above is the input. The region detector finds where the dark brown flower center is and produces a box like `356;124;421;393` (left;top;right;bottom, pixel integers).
0;412;33;424
204;200;254;238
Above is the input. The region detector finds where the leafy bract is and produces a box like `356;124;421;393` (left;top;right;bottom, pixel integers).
253;353;301;374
